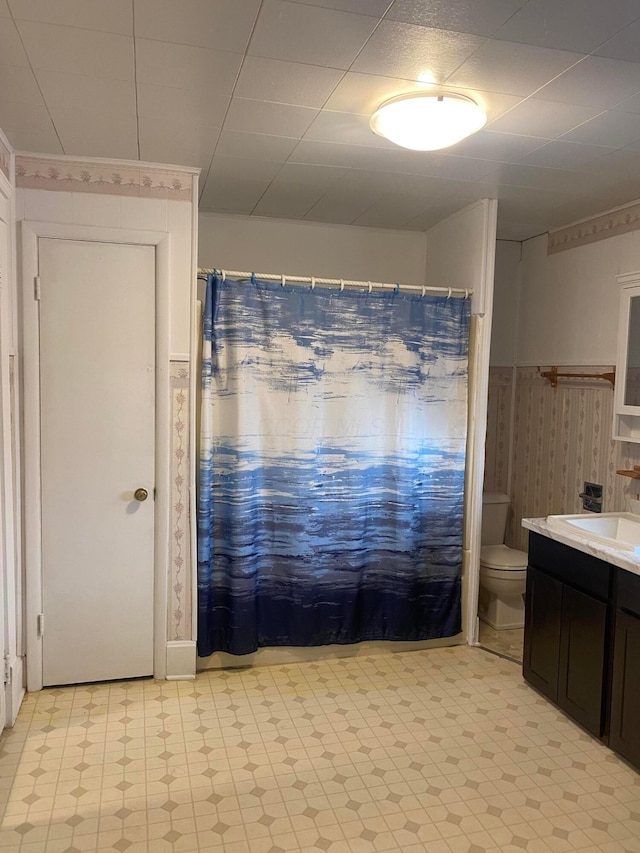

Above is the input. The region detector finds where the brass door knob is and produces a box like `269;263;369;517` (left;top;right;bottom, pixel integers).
134;488;149;502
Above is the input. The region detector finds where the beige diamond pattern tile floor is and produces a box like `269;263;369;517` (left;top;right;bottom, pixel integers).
0;645;639;852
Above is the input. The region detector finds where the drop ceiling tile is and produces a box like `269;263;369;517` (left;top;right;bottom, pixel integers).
249;0;378;69
135;39;242;94
487;98;603;138
304;185;380;224
137;83;228;129
0;65;43;105
352;195;436;228
286;0;391;14
520;139;615;170
289;139;371;168
253;164;348;218
481;163;584;192
495;0;639;53
17;21;134;80
535;56;640;109
36;71;134;114
235;56;344;109
425;154;498;182
561;110;640;149
447;129;546;162
134;0;261;52
386;0;528;37
51;104;139;159
0;18;29;65
351;20;484;83
0;100;62;151
403;199;472;230
303;110;396;148
591;142;640;177
446;40;583;97
216;130;299;162
8;0;133;35
200;155;282;213
138;115;219;171
224;98;319;138
594;19;640;63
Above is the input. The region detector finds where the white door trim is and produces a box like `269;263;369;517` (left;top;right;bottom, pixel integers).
21;221;171;691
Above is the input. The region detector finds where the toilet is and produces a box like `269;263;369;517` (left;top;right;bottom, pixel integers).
479;492;528;630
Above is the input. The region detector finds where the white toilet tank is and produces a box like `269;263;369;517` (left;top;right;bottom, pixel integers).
481;492;510;546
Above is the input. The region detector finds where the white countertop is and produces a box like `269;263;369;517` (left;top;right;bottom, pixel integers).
522;516;640;576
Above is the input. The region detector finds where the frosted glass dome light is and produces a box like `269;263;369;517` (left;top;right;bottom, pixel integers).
370;92;487;151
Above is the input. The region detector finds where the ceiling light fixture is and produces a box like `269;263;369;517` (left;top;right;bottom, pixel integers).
370;92;487;151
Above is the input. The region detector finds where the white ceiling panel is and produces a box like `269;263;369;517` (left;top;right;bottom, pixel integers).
17;21;134;80
216;130;300;162
493;0;640;54
135;39;242;95
594;19;640;63
201;156;283;213
386;0;528;38
352;195;437;229
446;129;547;162
253;163;349;218
138;116;219;172
481;163;586;192
134;0;261;53
235;56;343;108
0;17;29;65
51;105;138;160
0;65;43;105
137;83;228;129
8;0;133;35
487;97;603;137
446;40;583;96
0;99;62;152
304;183;382;224
224;98;319;138
286;0;392;14
289;139;372;168
351;21;484;82
36;71;134;115
535;56;640;109
248;0;378;69
0;1;10;15
520;139;615;170
561;110;640;148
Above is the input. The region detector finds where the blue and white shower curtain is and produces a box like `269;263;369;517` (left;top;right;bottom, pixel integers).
198;274;470;657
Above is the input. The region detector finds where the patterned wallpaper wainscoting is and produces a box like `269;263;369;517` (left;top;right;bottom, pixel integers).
506;366;640;552
169;362;191;642
484;366;513;494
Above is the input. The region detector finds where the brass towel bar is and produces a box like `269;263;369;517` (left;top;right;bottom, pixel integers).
539;365;616;388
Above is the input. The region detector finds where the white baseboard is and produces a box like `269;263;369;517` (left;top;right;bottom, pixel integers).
6;655;25;726
166;640;196;680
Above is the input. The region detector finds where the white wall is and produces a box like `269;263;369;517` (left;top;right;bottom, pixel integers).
517;231;640;366
198;212;428;284
490;240;521;367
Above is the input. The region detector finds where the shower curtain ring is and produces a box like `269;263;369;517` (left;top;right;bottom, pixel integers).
340;279;344;292
281;274;286;287
422;285;426;297
311;276;315;290
464;288;469;299
368;281;372;293
221;269;226;282
447;287;452;299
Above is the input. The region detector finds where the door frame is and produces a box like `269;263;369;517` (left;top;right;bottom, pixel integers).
21;221;171;691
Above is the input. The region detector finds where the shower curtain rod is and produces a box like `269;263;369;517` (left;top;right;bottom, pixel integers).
197;268;472;298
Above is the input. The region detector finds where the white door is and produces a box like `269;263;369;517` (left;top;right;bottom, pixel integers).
39;238;155;686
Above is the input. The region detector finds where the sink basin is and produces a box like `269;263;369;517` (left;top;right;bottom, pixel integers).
546;512;640;551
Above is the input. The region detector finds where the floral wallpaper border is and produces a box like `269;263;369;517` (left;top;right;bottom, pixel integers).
548;201;640;254
169;362;191;642
0;136;10;182
16;155;193;201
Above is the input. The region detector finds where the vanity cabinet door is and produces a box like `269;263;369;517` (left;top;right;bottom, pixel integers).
609;610;640;767
523;566;562;702
557;585;608;737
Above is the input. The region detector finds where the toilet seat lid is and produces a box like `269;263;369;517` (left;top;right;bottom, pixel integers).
480;544;528;569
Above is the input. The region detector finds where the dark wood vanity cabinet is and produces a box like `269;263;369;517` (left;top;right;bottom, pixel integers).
524;534;612;739
609;570;640;768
